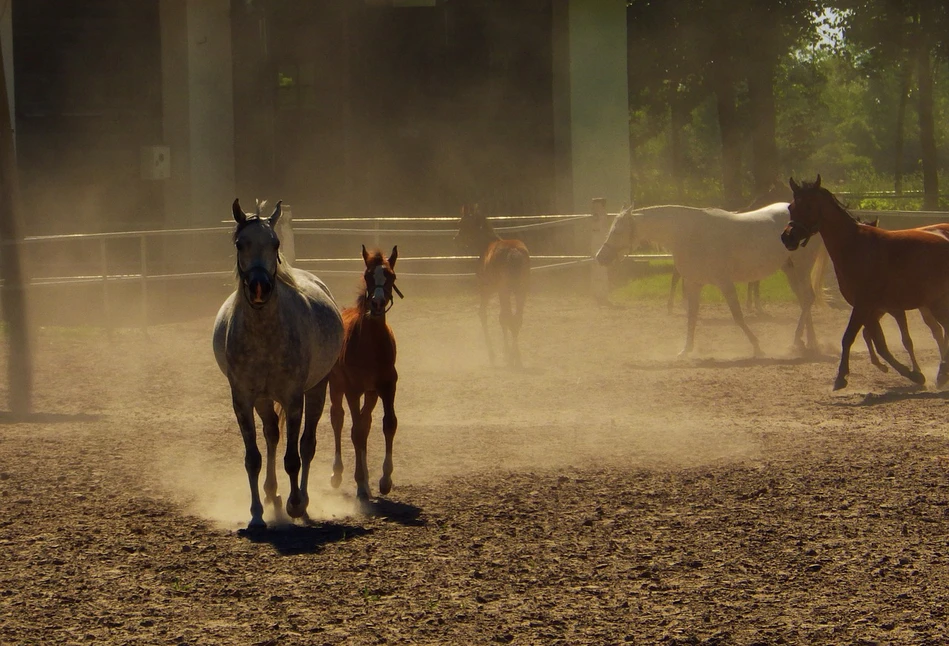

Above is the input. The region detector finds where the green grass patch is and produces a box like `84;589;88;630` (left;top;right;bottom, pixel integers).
611;260;798;304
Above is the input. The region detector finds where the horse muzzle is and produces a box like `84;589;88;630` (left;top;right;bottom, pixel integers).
781;223;810;251
243;270;275;308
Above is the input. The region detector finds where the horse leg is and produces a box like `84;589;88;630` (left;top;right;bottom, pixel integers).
865;317;923;385
231;390;264;529
892;310;924;377
678;280;701;357
509;283;527;369
352;391;377;501
782;262;817;353
377;380;398;496
720;282;761;357
668;267;680;314
281;394;307;519
254;399;282;515
924;299;949;386
498;284;514;366
863;326;887;373
835;309;866;390
297;376;329;519
329;376;345;489
479;285;496;366
920;307;947;358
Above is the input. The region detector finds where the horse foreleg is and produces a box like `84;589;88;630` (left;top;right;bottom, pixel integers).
329;377;345;489
668;267;681;314
298;377;328;520
721;282;761;357
479;286;496;366
923;299;949;387
498;285;514;366
836;309;865;390
866;317;923;385
282;395;307;519
352;391;377;501
254;399;282;515
679;280;701;357
378;380;398;496
782;263;818;353
232;391;264;529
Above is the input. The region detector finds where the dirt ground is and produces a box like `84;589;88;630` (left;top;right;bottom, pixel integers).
3;290;949;645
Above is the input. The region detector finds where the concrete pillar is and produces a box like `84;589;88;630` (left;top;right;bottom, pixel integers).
1;0;13;136
552;0;630;214
160;0;235;228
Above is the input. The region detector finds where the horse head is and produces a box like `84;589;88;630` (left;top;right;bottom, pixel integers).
781;175;823;251
595;205;636;265
233;198;283;308
454;204;498;253
361;244;402;318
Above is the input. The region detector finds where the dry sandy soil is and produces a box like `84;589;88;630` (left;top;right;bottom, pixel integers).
3;290;949;645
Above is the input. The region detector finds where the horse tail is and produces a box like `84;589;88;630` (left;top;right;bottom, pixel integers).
810;243;829;309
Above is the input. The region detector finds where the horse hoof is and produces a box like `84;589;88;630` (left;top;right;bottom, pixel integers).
379;477;392;496
873;364;889;374
247;517;267;531
265;493;283;508
833;376;848;391
286;495;309;519
938;373;949;388
330;473;342;489
909;371;926;385
356;486;371;502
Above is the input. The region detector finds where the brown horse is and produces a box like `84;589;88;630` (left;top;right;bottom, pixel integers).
860;219;947;376
782;175;949;390
454;204;531;368
329;246;401;501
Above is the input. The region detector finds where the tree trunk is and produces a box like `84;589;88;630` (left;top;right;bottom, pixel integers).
748;61;780;197
712;60;743;209
670;94;686;203
916;33;939;209
894;57;913;195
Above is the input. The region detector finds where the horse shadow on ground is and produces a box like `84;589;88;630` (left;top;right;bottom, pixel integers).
0;411;103;425
237;521;373;556
625;354;838;372
362;497;426;527
829;386;949;408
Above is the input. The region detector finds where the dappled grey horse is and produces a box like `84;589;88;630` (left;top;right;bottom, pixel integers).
213;199;343;528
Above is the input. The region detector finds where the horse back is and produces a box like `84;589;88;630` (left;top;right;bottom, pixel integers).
482;239;530;289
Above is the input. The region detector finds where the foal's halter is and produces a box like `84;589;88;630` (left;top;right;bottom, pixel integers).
785;218;818;248
365;264;404;314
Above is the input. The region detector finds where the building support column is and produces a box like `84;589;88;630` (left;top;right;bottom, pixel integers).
160;0;235;227
552;0;630;214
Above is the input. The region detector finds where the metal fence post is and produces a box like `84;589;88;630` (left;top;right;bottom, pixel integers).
590;198;609;303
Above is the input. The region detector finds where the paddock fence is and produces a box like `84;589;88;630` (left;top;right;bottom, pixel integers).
3;203;949;329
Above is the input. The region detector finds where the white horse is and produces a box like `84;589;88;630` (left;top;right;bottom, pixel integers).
595;203;826;357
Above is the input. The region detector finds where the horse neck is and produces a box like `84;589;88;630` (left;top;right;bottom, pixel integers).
637;208;684;248
812;201;859;264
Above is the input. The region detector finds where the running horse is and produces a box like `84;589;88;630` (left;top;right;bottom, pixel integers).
329;245;402;501
454;204;531;368
596;202;824;357
781;175;949;390
213;199;343;528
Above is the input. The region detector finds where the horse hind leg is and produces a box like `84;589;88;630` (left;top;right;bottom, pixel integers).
863;326;888;373
254;399;283;516
678;280;701;357
329;377;345;489
919;307;947;358
510;282;527;369
720;282;761;357
498;285;516;367
349;391;376;501
281;394;308;519
892;310;925;379
377;380;398;496
923;299;949;387
296;376;329;521
865;317;923;385
479;286;496;366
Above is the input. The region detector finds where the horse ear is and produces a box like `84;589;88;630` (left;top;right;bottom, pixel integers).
460;204;468;218
269;200;282;228
362;244;370;266
814;174;822;189
789;177;801;194
232;198;246;224
388;245;398;269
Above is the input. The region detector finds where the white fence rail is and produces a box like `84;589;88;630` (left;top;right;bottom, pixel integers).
4;203;949;328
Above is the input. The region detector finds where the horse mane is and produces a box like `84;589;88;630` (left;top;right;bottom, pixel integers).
799;180;859;223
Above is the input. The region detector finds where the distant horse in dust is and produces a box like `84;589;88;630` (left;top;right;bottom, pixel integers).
329;245;402;501
782;176;949;389
667;179;796;315
454;204;531;368
596;202;824;357
213;199;343;528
